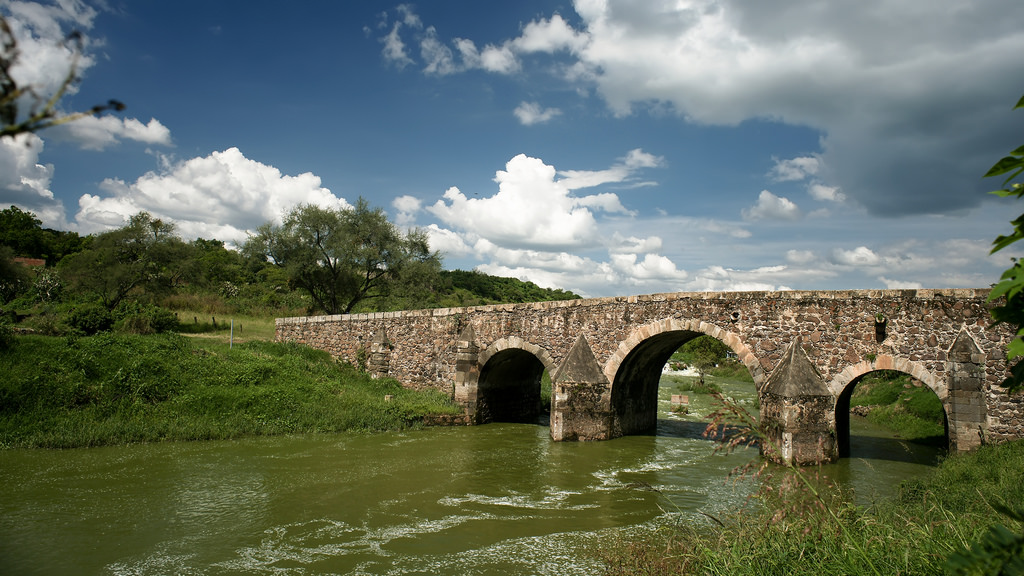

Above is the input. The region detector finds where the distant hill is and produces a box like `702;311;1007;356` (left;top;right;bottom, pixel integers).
439;269;579;307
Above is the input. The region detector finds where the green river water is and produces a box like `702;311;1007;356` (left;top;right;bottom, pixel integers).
0;378;942;575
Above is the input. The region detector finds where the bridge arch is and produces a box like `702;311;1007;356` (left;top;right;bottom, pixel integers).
603;318;762;437
475;337;557;424
830;356;948;456
605;318;764;387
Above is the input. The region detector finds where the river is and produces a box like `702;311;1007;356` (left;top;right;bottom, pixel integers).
0;377;942;575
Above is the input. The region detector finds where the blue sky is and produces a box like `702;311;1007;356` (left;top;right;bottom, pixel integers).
2;0;1024;298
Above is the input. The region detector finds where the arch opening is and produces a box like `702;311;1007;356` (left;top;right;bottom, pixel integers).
477;348;546;425
610;330;755;438
835;369;948;462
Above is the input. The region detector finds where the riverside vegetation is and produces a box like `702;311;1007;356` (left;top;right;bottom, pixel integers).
0;332;462;449
613;337;1022;575
0;205;578;449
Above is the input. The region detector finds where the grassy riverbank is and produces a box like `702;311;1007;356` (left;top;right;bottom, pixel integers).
601;437;1024;575
0;333;461;449
851;370;946;443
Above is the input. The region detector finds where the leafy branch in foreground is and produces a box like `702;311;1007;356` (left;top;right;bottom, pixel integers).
1;14;123;140
986;93;1024;391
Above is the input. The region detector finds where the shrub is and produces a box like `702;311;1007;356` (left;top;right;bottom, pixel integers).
66;303;113;335
114;302;179;334
0;318;13;350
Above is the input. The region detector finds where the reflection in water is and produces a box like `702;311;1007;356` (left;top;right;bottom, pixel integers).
0;379;942;576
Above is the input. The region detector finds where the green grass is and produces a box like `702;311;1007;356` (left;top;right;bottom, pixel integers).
171;309;279;341
852;371;946;442
600;439;1024;575
0;333;460;449
662;373;723;395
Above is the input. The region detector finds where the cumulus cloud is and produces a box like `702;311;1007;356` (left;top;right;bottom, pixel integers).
513;13;588;53
514;101;562;125
392;194;422;226
808;183;846;203
785;249;816;264
423;152;691;296
455;39;520;74
49;116;173;150
831;246;881;267
770;156;819;182
428;153;636;250
742;190;801;221
0;133;67;227
72;148;350;241
382;1;1024;217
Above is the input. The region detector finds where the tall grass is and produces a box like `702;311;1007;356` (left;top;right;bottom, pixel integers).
0;333;460;449
599;394;1024;575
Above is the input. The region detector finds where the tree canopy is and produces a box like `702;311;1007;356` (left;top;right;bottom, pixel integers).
244;199;443;314
677;335;732;385
58;212;193;310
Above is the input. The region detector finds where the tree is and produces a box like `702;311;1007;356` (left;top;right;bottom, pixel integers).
59;212;195;309
986;94;1024;390
1;15;123;139
680;335;731;386
244;199;442;314
0;205;83;264
0;245;28;304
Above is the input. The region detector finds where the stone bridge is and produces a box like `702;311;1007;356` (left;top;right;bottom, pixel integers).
276;288;1024;464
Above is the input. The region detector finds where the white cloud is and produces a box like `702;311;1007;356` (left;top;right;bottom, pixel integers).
785;249;815;264
385;1;1024;216
879;277;923;290
609;233;662;254
4;0;98;97
742;190;801;221
428;153;635;250
422;152;687;296
831;246;881;267
420;26;458;75
770;156;819;181
50;116;173;151
0;132;67;227
808;183;846;203
610;252;687;281
513;14;588;53
478;42;520;74
424;223;473;257
678;265;795;293
72;148;349;241
392;194;422;226
514;101;562;125
380;20;414;69
558;147;663;190
454;38;520;74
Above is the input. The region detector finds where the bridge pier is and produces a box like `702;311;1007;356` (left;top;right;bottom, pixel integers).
453;326;480;422
946;328;987;451
760;339;838;465
551;335;613;441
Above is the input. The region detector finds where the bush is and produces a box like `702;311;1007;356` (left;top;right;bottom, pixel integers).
114;302;178;334
0;318;12;350
66;303;113;335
